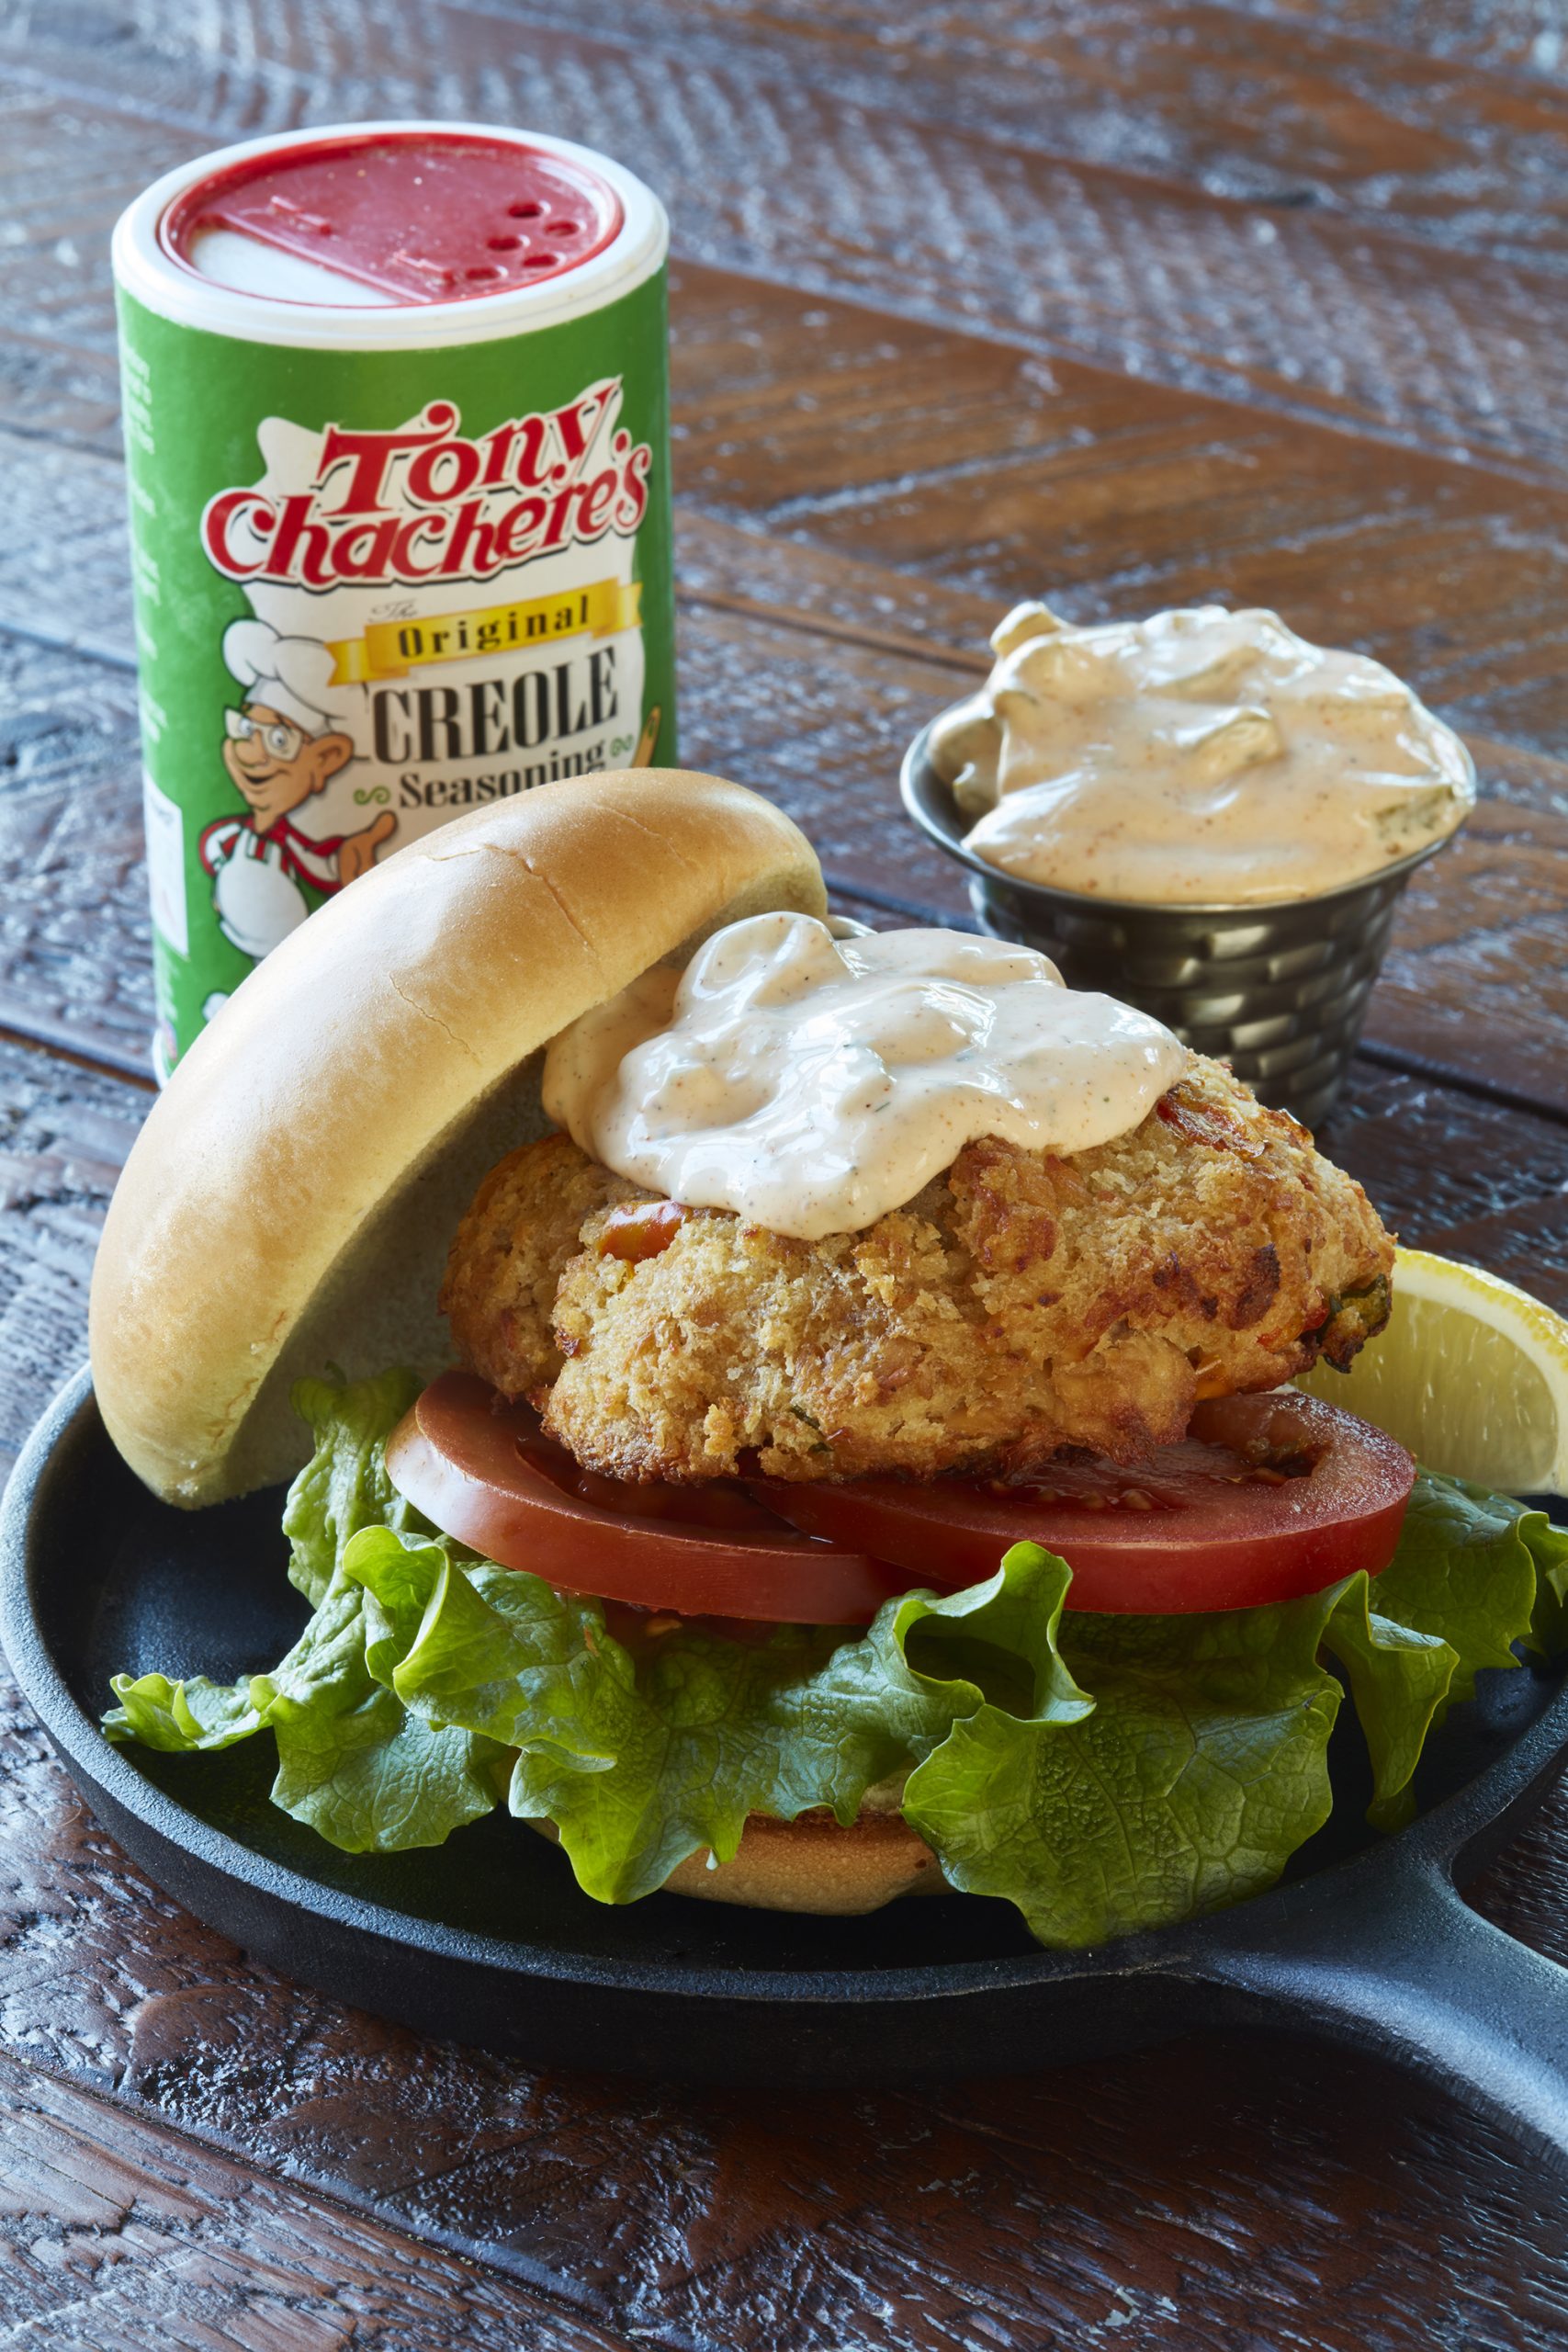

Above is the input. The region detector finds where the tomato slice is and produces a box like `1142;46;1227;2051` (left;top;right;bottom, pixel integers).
750;1393;1416;1615
385;1372;913;1625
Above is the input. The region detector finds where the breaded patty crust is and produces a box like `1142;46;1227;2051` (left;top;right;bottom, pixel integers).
441;1057;1393;1484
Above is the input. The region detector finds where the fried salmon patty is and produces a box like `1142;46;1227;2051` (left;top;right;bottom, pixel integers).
441;1057;1393;1484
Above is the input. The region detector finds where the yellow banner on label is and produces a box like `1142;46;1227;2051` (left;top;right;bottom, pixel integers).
327;577;642;685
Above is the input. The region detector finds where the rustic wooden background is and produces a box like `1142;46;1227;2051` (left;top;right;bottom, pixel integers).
4;0;1568;2343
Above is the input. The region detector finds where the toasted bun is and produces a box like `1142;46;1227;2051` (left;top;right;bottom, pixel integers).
90;772;825;1505
532;1804;947;1915
661;1810;947;1913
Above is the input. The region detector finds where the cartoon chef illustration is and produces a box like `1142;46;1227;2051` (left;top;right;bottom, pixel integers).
200;617;397;974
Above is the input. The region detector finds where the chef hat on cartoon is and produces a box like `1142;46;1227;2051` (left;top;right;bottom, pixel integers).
222;618;346;737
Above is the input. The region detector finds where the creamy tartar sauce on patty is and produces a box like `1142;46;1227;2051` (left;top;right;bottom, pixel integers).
931;602;1475;907
542;912;1188;1240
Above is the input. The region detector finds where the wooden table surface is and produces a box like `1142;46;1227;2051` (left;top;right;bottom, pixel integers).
5;1;1568;2343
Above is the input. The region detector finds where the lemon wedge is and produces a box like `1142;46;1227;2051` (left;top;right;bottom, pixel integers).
1297;1247;1568;1495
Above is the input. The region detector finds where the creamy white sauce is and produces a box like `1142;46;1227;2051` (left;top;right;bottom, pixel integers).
542;912;1189;1240
930;602;1476;906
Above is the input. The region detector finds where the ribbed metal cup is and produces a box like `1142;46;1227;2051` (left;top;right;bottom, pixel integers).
902;719;1447;1131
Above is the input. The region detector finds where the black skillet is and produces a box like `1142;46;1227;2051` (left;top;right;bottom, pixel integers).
6;1363;1568;2154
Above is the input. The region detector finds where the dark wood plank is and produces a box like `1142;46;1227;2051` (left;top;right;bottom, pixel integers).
14;0;1568;288
1367;790;1568;1111
4;23;1568;481
518;0;1568;265
0;2050;630;2348
1322;1063;1568;1300
0;428;132;657
22;69;1556;1114
1251;0;1568;79
668;268;1568;757
9;63;1568;762
10;79;1568;812
0;1036;141;1474
0;630;153;1079
0;327;119;455
16;0;1568;273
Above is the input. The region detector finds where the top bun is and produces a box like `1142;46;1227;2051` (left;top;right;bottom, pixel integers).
90;771;826;1505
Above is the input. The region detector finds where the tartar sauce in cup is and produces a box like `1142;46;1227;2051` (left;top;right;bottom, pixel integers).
931;603;1475;906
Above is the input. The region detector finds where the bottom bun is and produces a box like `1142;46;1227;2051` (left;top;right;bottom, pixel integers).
529;1808;947;1916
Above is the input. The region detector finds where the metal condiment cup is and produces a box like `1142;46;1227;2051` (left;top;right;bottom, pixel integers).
901;718;1450;1131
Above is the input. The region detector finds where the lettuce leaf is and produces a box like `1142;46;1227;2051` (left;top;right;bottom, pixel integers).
905;1568;1344;1946
1528;1510;1568;1657
1367;1468;1541;1698
104;1670;267;1752
1319;1470;1568;1829
349;1522;966;1901
1314;1579;1452;1832
104;1372;1568;1946
282;1366;431;1605
107;1493;509;1854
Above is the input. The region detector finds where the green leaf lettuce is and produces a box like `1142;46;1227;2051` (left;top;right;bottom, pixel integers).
105;1373;1568;1946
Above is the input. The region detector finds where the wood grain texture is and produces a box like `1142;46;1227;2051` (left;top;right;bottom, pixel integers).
12;1725;1568;2352
3;7;1568;478
0;2051;634;2348
0;632;154;1078
525;0;1568;261
0;1037;140;1474
4;3;1568;2332
17;0;1568;233
667;266;1568;752
1251;0;1568;79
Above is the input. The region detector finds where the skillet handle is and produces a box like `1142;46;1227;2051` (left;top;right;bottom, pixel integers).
1190;1849;1568;2162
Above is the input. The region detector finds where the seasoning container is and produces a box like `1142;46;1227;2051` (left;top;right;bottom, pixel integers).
113;121;674;1078
902;604;1474;1132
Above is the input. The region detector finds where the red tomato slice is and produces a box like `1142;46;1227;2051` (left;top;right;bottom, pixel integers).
750;1393;1416;1615
384;1372;913;1625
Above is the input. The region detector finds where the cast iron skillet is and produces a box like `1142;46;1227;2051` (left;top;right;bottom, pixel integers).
7;1366;1568;2152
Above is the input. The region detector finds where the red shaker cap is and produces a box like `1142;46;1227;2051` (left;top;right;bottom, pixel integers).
160;130;624;306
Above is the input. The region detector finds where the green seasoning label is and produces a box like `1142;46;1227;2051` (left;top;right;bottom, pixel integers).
118;271;674;1073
